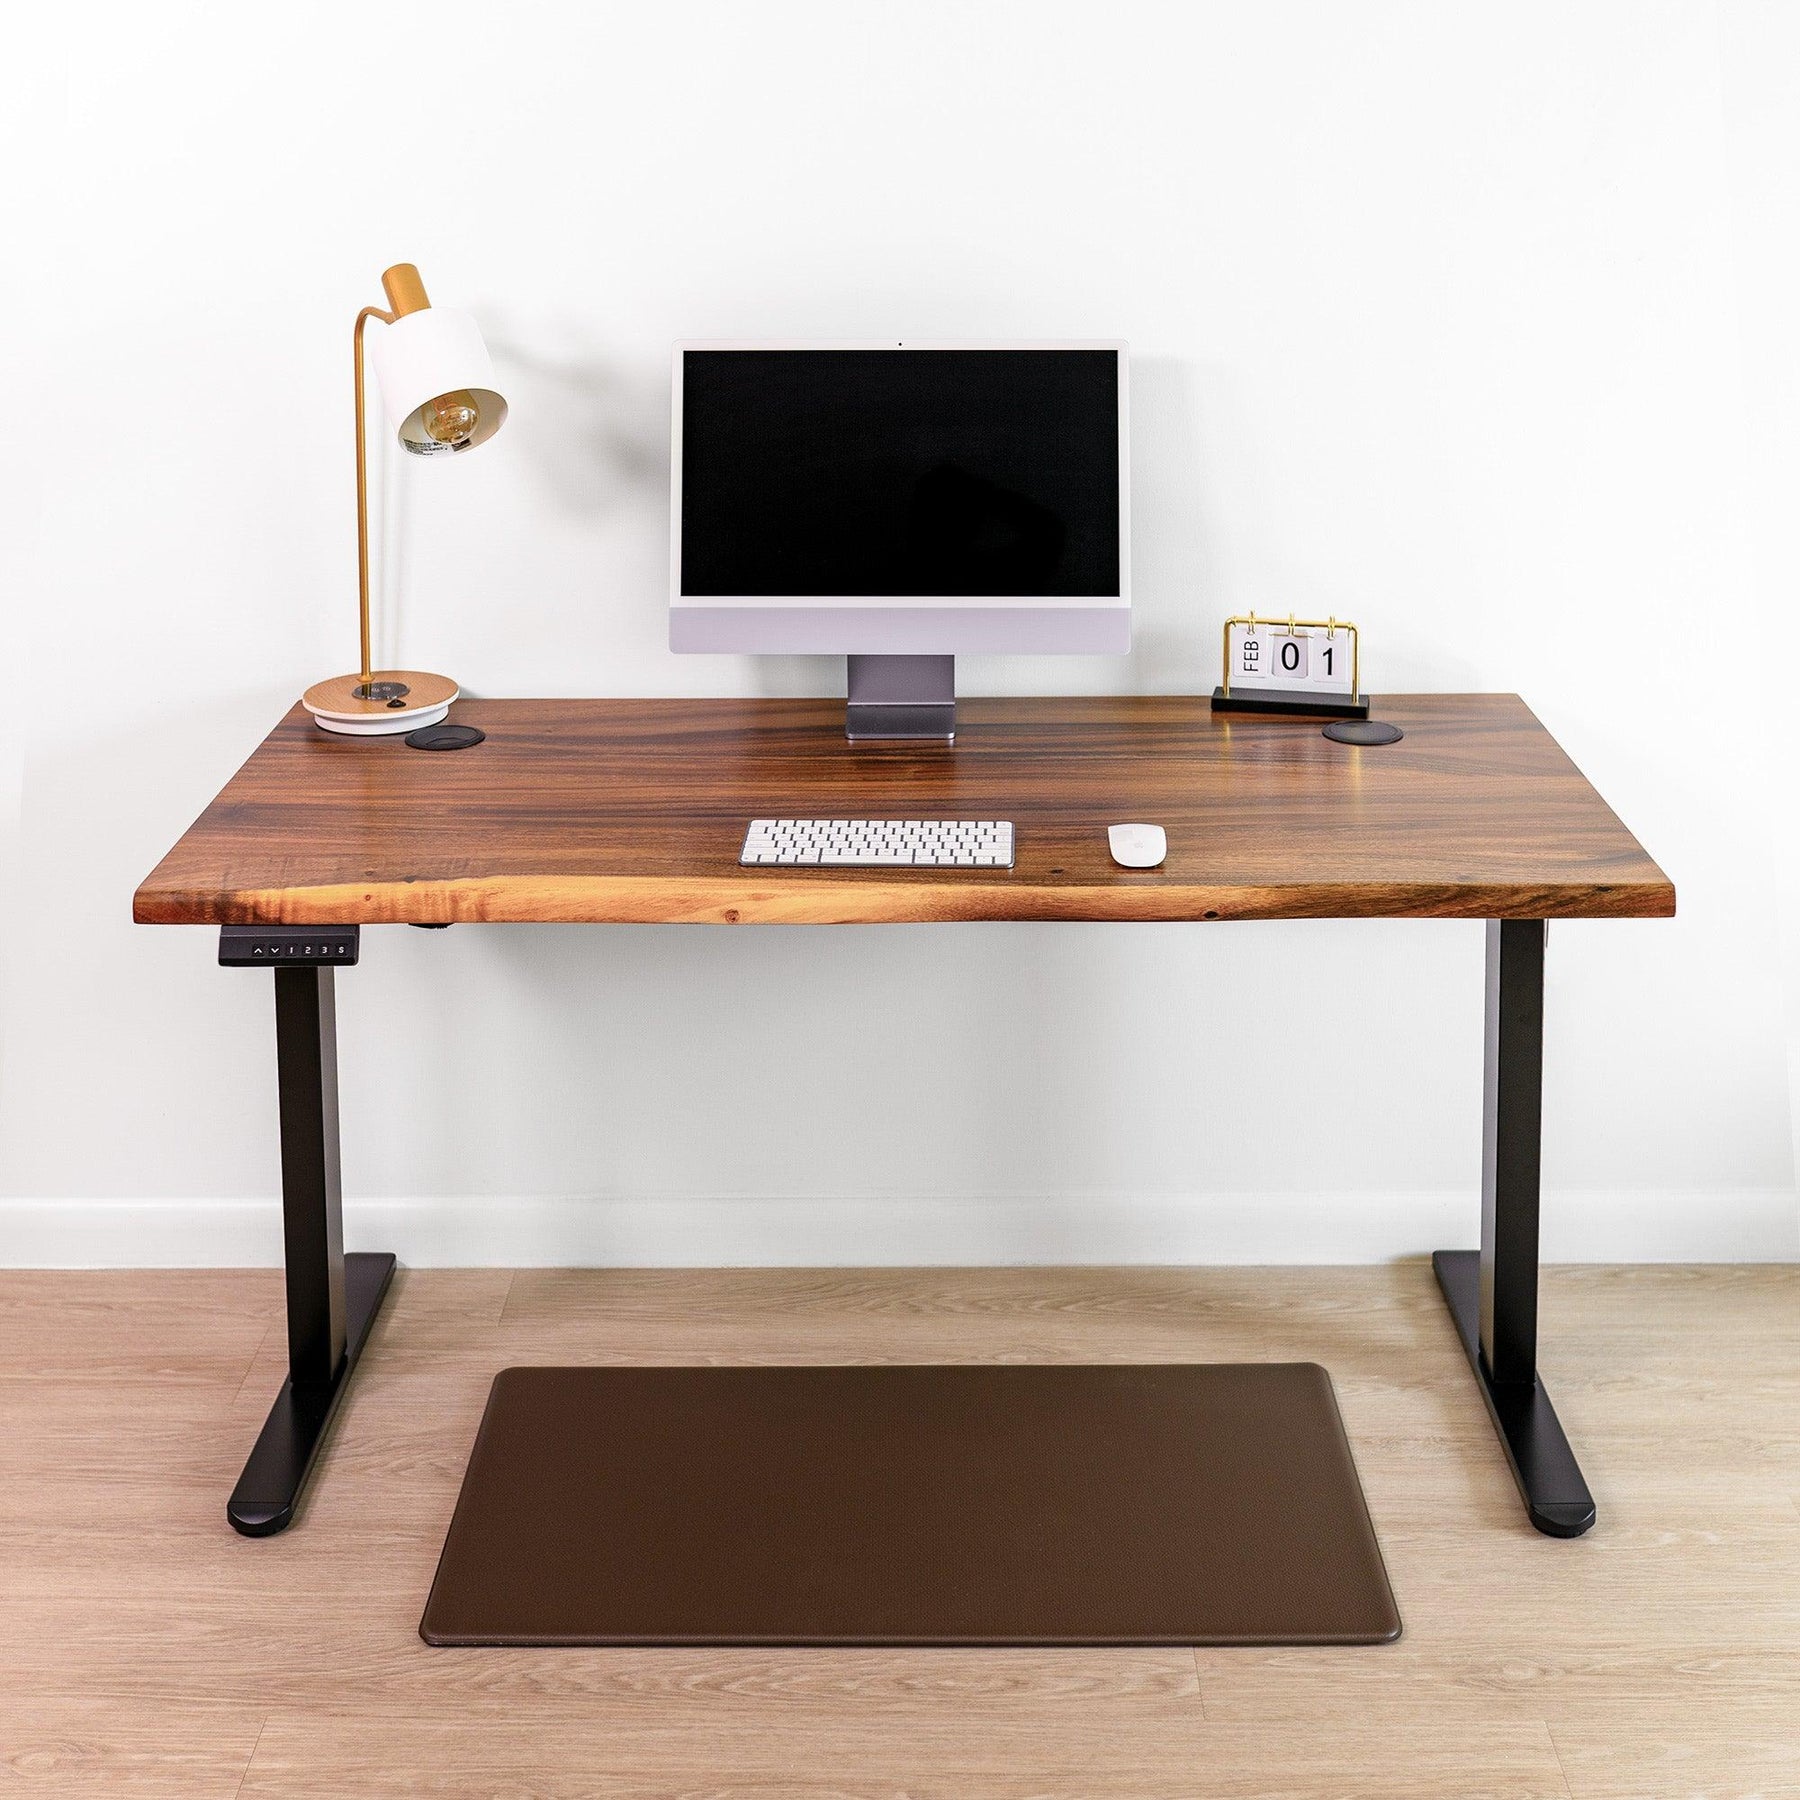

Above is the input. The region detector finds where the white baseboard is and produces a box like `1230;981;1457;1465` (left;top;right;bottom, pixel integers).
2;1189;1794;1268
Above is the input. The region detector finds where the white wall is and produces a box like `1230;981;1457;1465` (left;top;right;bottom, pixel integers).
4;0;1796;1266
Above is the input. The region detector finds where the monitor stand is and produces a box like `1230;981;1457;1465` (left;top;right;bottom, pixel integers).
845;655;955;742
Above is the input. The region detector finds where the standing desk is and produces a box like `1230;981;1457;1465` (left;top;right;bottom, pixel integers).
135;693;1674;1541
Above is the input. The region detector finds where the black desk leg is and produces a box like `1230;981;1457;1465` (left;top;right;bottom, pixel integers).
1432;919;1596;1539
227;959;396;1536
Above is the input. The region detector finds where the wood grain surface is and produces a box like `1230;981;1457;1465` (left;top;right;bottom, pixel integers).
133;694;1674;926
3;1264;1795;1797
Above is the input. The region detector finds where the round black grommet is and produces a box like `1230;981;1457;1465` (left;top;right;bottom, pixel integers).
405;724;486;751
1323;719;1404;746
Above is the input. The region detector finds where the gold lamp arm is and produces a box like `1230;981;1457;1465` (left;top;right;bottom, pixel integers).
352;304;397;692
306;263;458;736
306;264;458;732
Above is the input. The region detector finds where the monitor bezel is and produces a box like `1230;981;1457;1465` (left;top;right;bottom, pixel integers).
669;341;1131;630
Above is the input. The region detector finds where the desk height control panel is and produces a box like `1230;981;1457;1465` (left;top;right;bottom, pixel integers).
219;925;361;967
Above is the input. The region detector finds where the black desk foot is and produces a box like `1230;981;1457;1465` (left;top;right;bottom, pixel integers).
228;1251;397;1537
1432;1249;1594;1538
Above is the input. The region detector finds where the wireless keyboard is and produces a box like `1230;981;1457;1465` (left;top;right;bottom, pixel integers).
740;819;1015;868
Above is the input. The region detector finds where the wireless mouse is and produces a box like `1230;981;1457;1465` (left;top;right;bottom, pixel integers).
1108;823;1167;869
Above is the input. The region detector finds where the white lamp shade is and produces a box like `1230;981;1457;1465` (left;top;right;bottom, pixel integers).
368;307;508;455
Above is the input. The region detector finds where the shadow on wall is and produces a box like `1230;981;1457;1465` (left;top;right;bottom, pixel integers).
1124;353;1216;697
481;320;669;521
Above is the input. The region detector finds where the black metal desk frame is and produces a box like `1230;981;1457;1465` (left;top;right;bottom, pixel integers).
222;915;1592;1540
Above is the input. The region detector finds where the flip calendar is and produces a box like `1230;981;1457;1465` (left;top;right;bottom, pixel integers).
1211;614;1369;719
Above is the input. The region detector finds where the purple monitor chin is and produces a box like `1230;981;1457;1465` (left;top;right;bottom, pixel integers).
668;603;1130;657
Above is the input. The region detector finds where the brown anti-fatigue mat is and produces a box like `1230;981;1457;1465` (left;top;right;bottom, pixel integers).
420;1362;1400;1647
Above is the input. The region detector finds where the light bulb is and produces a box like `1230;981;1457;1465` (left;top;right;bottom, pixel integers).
420;389;481;449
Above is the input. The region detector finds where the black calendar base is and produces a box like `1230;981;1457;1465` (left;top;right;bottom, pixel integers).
1210;686;1371;719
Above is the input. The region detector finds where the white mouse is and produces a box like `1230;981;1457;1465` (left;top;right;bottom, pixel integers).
1108;823;1167;869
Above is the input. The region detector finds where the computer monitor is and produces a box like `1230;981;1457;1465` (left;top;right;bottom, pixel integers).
670;343;1129;738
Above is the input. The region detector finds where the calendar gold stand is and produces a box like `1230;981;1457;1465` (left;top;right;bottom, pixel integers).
1211;614;1371;719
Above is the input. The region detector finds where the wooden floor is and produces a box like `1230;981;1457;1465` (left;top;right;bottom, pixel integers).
2;1264;1796;1798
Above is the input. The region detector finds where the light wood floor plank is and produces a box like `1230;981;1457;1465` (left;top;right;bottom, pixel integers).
233;1712;1574;1800
1548;1698;1800;1799
0;1700;263;1798
0;1271;271;1389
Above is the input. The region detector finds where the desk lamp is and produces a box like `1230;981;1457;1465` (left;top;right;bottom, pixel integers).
302;263;508;735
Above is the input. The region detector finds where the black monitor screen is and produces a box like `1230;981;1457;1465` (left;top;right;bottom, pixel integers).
679;349;1121;598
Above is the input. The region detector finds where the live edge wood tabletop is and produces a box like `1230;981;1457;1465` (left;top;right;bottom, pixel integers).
133;693;1674;927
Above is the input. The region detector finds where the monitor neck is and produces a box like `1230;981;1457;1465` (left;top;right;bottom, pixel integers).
845;655;956;743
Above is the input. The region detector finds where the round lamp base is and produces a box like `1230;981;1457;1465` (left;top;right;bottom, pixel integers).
303;671;459;737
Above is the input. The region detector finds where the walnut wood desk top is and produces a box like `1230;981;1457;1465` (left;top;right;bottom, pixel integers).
134;695;1673;926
